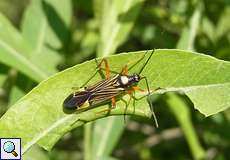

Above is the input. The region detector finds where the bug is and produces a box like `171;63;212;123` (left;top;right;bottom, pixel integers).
63;50;158;127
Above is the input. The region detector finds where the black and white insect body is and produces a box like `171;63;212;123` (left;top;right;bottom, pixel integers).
63;50;159;127
118;74;140;87
64;73;141;110
63;50;156;116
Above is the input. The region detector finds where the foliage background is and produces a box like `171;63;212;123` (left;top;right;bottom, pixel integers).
0;0;230;160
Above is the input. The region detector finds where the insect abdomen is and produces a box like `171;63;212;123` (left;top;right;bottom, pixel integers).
63;92;90;110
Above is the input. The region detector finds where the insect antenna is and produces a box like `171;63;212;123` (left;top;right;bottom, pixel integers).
138;49;159;128
138;49;155;75
141;76;159;128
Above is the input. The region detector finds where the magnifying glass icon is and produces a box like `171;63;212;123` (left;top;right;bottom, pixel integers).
3;141;18;157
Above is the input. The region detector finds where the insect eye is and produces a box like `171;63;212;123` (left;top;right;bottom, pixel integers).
135;75;139;81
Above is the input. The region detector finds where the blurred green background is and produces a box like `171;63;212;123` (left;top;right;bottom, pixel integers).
0;0;230;160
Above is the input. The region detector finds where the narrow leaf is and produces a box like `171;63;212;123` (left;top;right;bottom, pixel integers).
93;0;144;157
176;3;202;50
0;49;229;154
21;0;70;75
94;0;144;57
22;0;72;49
93;116;125;158
0;13;48;82
174;4;205;159
166;93;205;160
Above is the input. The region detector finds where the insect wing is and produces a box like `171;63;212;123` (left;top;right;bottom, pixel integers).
87;75;124;105
63;91;90;110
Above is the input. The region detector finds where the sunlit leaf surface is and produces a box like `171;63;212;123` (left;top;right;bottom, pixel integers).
0;49;229;154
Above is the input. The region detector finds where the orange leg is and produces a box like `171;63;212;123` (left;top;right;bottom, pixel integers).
132;86;145;92
125;86;145;96
126;88;134;95
96;97;116;114
111;97;116;109
121;65;128;75
97;59;110;79
124;86;147;102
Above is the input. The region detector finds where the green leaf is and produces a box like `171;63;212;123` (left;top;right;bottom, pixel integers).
22;145;49;160
174;4;205;160
21;0;62;75
84;122;93;160
44;0;72;48
0;13;49;82
93;116;125;158
0;49;229;154
22;0;72;49
97;156;120;160
94;0;144;57
216;6;230;40
176;3;202;50
166;93;205;160
201;17;216;43
8;86;25;106
93;1;144;158
0;73;6;86
22;0;49;51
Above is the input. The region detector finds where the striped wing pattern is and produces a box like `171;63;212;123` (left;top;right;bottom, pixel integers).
86;74;125;105
64;74;125;109
63;91;90;109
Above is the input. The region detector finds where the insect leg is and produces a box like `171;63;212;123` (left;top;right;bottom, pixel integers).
127;51;148;71
132;76;159;128
96;97;117;114
95;58;110;79
120;65;128;75
147;96;159;128
125;85;147;101
111;97;116;108
79;58;109;88
80;64;102;88
132;86;145;92
123;90;133;122
128;93;158;128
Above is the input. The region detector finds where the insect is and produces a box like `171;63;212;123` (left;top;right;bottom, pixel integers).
63;50;158;127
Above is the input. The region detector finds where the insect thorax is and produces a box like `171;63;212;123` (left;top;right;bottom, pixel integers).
117;74;140;87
